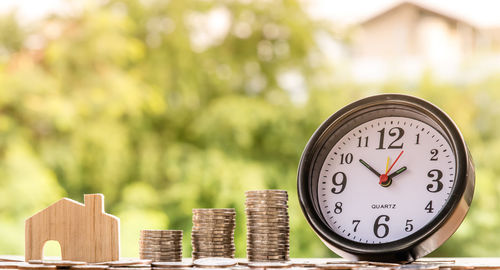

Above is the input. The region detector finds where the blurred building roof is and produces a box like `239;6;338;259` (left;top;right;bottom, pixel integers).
359;1;477;29
345;0;500;82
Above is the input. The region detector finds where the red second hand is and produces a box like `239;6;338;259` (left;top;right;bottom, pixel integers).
379;150;404;184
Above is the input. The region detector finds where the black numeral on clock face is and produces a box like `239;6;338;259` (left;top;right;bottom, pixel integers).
357;136;368;147
352;220;360;232
373;215;390;238
405;219;414;232
430;149;439;161
425;201;434;213
334;202;343;214
426;169;443;193
376;127;405;150
331;172;347;194
340;153;353;164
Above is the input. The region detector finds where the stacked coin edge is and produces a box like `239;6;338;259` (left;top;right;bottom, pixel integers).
139;230;183;262
191;208;236;259
245;190;290;262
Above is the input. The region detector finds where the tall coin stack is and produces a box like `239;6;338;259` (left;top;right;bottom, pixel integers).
139;230;183;262
191;208;236;259
245;190;290;262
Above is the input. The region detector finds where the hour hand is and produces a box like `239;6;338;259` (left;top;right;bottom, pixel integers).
359;159;381;177
388;166;407;179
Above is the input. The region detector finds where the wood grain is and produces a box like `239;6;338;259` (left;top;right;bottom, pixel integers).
25;194;120;263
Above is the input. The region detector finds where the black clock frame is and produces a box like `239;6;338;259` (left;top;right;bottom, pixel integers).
297;94;475;262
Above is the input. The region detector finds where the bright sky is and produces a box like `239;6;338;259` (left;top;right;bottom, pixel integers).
0;0;499;28
0;0;63;20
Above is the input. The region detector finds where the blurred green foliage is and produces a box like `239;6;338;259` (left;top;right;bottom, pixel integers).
0;0;499;259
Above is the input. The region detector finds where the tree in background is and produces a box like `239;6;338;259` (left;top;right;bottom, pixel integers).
0;0;500;259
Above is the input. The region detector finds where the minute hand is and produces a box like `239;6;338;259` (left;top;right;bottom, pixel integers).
359;159;381;177
388;166;407;179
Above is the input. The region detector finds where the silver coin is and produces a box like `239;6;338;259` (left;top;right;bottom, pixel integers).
70;265;110;270
245;204;289;209
192;241;234;245
246;216;289;221
191;234;234;239
141;233;182;237
245;197;288;201
139;239;182;244
245;190;288;194
192;239;234;244
247;230;289;234
246;223;290;228
98;260;152;266
139;250;183;254
246;202;288;206
245;201;288;205
192;215;235;219
247;257;289;262
139;247;183;252
192;251;235;255
192;210;236;214
140;236;182;239
139;245;183;249
139;243;182;247
192;227;235;232
247;227;290;231
193;258;238;268
191;237;234;242
246;213;289;218
141;258;182;262
193;249;236;253
192;226;235;229
42;261;87;266
246;212;289;216
192;243;235;247
246;212;289;217
247;234;289;238
247;241;289;246
247;262;291;268
151;262;192;268
140;256;181;260
315;264;360;269
139;254;182;259
139;252;182;256
141;229;182;233
246;211;290;215
193;219;235;223
247;248;289;253
192;244;236;249
140;234;183;237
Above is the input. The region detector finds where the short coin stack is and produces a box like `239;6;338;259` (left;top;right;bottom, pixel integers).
245;190;290;262
139;230;183;262
191;208;236;259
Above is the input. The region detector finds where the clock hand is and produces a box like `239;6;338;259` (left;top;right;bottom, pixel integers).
379;150;404;184
388;166;407;179
359;159;381;177
385;157;390;173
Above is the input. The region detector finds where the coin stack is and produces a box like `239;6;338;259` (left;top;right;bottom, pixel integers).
139;230;183;262
245;190;290;262
191;208;236;259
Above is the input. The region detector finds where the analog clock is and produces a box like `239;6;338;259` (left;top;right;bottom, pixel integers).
297;94;474;262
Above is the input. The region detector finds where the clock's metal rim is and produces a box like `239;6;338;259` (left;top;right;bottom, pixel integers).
297;93;475;262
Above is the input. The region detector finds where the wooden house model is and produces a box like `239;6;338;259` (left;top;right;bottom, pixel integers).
25;194;120;262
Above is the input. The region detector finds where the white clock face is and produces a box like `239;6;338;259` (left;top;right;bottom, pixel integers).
317;116;456;244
